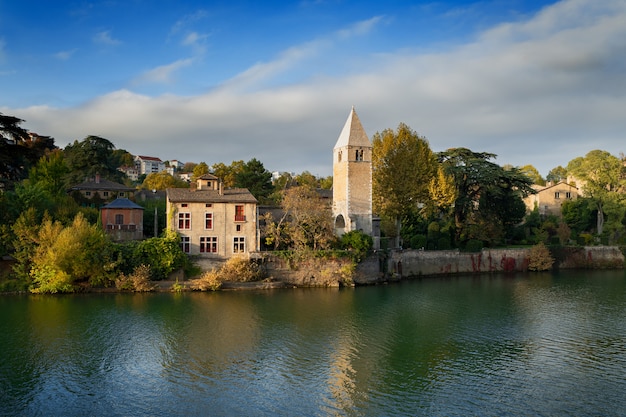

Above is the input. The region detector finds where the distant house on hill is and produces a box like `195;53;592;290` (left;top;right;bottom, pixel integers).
69;175;136;205
134;155;165;176
166;174;258;258
100;198;144;241
523;181;579;217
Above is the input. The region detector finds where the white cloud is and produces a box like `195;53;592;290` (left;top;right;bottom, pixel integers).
133;58;195;85
8;0;626;178
93;30;122;46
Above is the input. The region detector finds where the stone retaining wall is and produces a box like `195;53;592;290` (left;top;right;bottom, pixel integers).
388;246;624;278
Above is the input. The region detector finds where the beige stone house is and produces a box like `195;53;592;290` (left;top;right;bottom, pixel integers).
166;174;258;258
523;181;579;217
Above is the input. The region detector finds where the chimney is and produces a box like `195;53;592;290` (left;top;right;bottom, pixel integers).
95;173;100;184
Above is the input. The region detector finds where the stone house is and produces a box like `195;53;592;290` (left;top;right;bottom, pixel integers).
100;198;144;241
166;174;258;258
523;181;579;217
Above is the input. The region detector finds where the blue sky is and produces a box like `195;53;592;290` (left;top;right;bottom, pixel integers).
2;0;625;177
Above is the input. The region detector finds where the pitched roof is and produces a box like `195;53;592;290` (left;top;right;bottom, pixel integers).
166;187;258;204
70;178;136;192
102;198;144;210
334;106;371;149
136;155;163;162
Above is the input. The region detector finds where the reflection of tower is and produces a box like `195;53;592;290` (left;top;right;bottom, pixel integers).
332;107;373;237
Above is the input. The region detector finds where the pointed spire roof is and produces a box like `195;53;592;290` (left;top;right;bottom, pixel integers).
334;107;370;149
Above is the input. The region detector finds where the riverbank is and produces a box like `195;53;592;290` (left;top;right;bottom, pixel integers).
2;246;624;294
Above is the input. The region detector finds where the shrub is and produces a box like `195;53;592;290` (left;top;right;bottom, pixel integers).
464;239;483;253
115;264;156;292
190;270;222;291
217;256;263;282
437;237;452;250
410;234;427;250
528;242;554;271
340;230;373;262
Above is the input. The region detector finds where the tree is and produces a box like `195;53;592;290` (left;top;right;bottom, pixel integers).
64;135;123;185
1;113;56;190
372;123;438;222
234;158;274;203
566;150;626;236
212;160;244;187
192;162;209;181
27;149;69;196
520;164;546;186
24;213;116;293
141;171;188;190
546;165;568;184
438;148;535;244
269;186;336;251
294;171;319;189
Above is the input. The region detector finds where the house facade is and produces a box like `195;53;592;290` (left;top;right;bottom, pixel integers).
134;155;165;176
523;181;579;217
166;174;258;258
100;198;144;241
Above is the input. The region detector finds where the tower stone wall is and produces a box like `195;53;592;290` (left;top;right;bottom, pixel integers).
332;108;373;236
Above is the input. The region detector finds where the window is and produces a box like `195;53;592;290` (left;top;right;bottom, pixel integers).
115;214;124;225
566;192;572;199
338;151;342;162
205;213;213;229
103;191;109;197
181;203;188;208
233;237;245;253
236;224;241;232
356;149;364;161
119;192;125;197
181;236;190;253
85;191;91;197
555;192;560;199
200;236;218;253
178;212;191;229
205;203;212;208
235;205;245;222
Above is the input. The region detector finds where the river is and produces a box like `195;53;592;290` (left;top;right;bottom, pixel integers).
1;270;625;416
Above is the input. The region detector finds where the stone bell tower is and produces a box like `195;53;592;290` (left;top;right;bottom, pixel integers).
332;107;373;237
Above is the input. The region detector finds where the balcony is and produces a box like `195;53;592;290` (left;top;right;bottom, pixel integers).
234;214;246;222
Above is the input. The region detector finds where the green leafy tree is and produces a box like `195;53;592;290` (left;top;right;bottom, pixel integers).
319;176;333;190
27;149;69;196
438;148;535;244
566;150;626;236
294;171;319;189
234;158;274;203
1;113;56;190
546;165;568;184
520;164;546;186
372;123;438;230
64;135;124;185
212;160;244;187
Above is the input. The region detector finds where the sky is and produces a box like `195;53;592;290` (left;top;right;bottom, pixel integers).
1;0;625;178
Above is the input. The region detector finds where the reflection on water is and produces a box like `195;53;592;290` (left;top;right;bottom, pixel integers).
1;270;625;416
